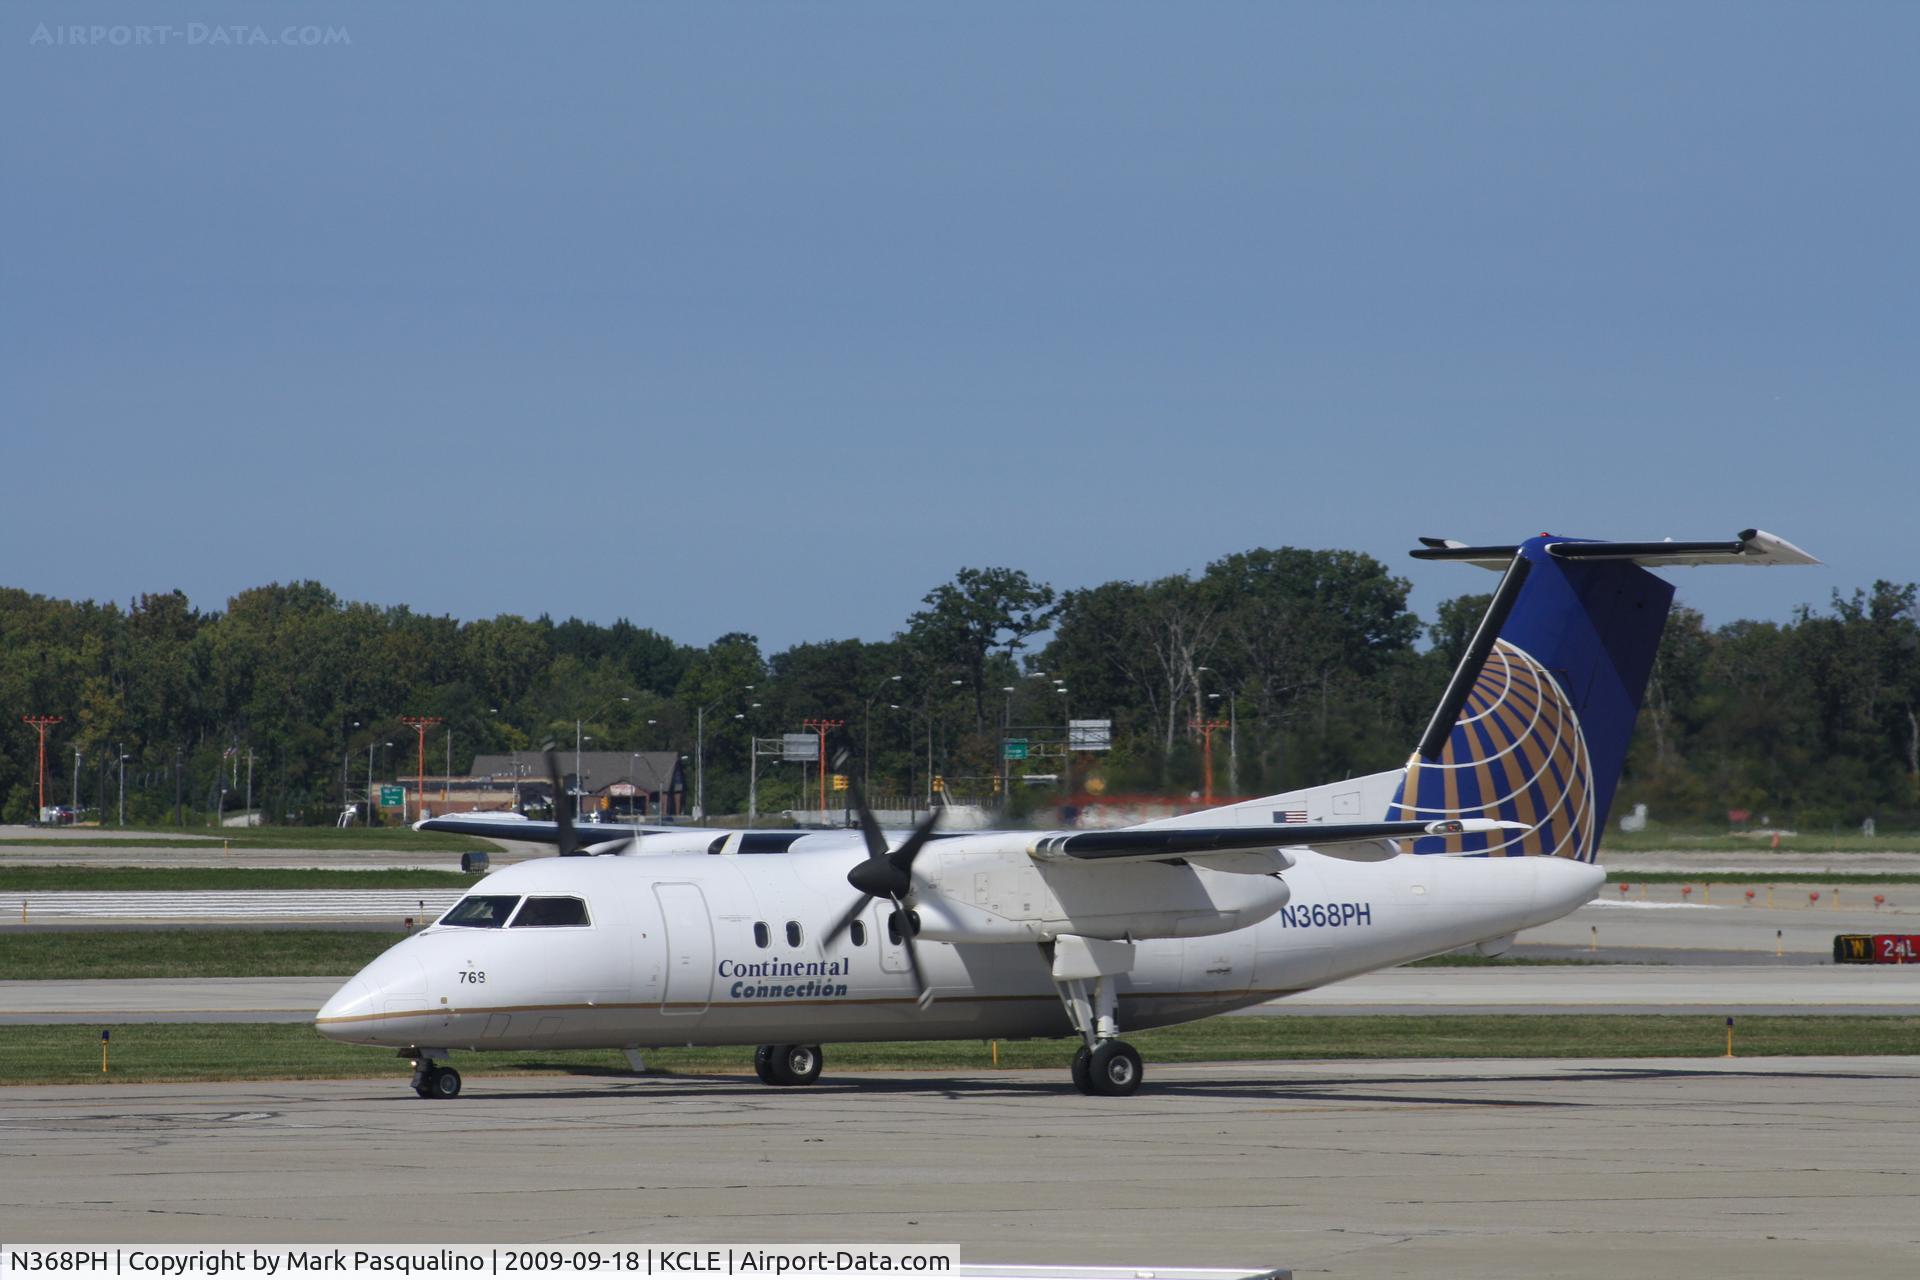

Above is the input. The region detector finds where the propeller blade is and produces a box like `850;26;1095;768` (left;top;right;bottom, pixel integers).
544;750;579;857
834;744;937;921
891;896;933;1009
820;893;872;950
836;749;891;862
887;805;941;876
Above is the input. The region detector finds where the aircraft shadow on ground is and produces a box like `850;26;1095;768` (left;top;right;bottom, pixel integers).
355;1061;1915;1106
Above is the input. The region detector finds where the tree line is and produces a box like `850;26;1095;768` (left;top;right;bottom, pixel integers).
0;554;1914;830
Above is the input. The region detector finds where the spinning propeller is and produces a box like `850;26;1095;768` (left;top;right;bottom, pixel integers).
543;750;582;856
542;748;639;857
819;751;939;1007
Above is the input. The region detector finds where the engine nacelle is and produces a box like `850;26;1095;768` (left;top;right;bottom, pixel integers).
907;894;1042;944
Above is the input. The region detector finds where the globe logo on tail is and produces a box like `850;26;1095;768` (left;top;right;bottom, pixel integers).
1391;639;1597;861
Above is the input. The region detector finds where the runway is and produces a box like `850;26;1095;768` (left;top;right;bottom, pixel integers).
8;964;1917;1025
2;889;464;922
0;977;339;1024
3;1057;1916;1278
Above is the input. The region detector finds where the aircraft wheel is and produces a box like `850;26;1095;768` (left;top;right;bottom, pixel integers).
771;1043;823;1086
413;1077;435;1099
1087;1041;1142;1096
753;1044;781;1085
1069;1045;1094;1095
425;1066;462;1099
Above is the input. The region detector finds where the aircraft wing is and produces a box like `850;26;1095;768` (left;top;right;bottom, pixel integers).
1029;818;1521;866
416;815;664;844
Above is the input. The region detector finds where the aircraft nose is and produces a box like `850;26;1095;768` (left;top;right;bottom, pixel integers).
314;976;376;1039
314;947;429;1043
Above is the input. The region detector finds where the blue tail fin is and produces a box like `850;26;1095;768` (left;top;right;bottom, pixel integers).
1391;534;1673;862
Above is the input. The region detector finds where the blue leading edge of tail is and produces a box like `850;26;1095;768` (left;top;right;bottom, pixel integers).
1391;534;1674;862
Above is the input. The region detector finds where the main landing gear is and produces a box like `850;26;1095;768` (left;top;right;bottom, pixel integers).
753;1043;824;1087
1069;1039;1143;1096
404;1048;461;1099
1051;936;1144;1096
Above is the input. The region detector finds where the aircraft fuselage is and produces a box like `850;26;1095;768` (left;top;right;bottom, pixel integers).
315;846;1602;1052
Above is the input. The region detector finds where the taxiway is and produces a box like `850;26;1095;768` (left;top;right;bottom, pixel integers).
3;1058;1916;1278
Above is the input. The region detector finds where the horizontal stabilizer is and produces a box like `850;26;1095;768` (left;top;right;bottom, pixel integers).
1031;818;1521;865
1413;528;1818;571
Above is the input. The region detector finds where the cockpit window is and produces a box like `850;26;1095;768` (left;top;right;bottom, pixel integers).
510;896;591;928
439;895;521;928
739;832;809;855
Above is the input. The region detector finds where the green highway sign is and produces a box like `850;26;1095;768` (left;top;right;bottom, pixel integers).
379;785;405;807
1003;738;1029;761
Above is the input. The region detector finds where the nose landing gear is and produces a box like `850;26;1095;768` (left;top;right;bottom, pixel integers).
404;1048;461;1099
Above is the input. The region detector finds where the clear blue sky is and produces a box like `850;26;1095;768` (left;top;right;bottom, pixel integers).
5;2;1914;651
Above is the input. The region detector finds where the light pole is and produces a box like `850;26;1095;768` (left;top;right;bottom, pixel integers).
925;678;960;806
888;702;915;819
1056;685;1071;807
576;696;631;815
735;702;764;818
342;720;359;819
1001;685;1016;805
694;702;716;824
738;714;752;818
861;674;903;798
72;748;81;819
117;747;128;827
693;685;754;825
367;740;391;825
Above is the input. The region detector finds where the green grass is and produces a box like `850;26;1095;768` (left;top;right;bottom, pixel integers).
1605;872;1920;886
3;1016;1916;1086
0;929;406;979
1601;830;1920;854
1403;954;1595;966
0;866;483;892
0;827;503;853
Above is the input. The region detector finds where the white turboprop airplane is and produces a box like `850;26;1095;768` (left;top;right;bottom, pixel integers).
316;529;1816;1098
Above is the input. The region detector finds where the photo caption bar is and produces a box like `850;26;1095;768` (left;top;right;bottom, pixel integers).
0;1248;960;1280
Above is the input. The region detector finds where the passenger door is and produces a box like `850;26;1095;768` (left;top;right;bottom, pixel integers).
653;883;714;1016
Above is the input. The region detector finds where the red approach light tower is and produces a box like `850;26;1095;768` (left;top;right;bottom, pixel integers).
401;717;443;823
22;716;62;818
801;717;845;824
1192;717;1229;808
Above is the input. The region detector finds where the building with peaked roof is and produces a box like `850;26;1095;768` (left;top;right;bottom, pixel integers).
468;750;688;818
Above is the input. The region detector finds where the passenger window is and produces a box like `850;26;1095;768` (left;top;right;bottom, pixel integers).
753;921;770;949
509;896;590;928
849;920;866;947
786;920;803;947
440;895;521;928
